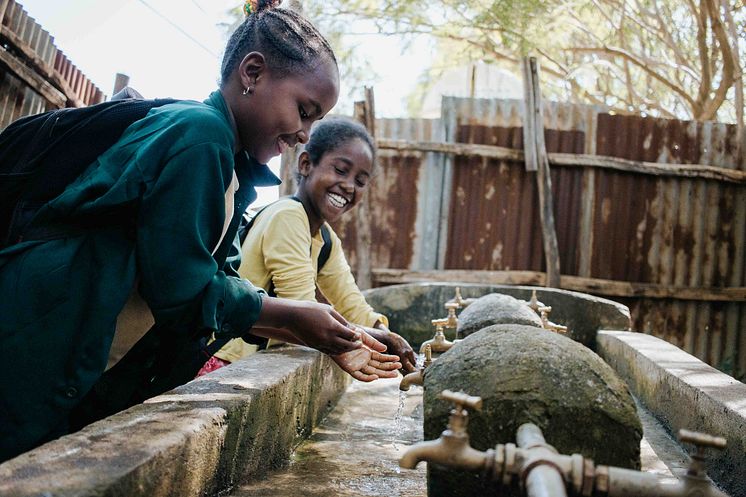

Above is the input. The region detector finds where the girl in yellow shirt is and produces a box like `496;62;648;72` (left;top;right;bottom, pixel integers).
206;117;417;375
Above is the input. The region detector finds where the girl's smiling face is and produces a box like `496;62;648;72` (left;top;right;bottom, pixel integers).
297;137;374;233
233;53;340;164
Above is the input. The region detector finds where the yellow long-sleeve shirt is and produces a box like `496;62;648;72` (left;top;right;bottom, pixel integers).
215;198;387;362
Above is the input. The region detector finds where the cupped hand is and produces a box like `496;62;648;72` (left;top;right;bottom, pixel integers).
364;325;417;373
332;330;402;382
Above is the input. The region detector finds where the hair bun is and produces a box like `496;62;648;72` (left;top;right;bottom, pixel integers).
244;0;282;16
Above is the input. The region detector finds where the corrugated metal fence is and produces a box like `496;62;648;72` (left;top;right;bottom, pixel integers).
0;0;104;128
316;96;746;379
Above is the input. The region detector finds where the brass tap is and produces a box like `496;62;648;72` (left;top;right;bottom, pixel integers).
450;286;477;309
420;318;454;354
400;344;432;391
444;301;459;329
680;428;726;479
539;306;568;334
399;390;491;471
595;428;728;497
402;389;729;497
524;290;568;334
527;289;544;313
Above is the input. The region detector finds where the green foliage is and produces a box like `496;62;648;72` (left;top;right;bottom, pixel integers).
226;1;744;123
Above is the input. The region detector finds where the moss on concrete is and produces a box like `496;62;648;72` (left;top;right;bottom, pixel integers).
424;325;642;497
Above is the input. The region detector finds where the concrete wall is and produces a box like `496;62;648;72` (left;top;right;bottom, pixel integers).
364;282;631;348
598;331;746;497
0;346;349;497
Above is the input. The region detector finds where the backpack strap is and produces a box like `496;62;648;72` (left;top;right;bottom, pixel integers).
318;224;332;271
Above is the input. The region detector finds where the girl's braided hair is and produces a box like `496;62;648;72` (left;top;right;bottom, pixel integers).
306;117;376;165
221;1;337;84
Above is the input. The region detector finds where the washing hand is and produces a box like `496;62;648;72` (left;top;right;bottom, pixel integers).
365;324;418;373
332;329;402;382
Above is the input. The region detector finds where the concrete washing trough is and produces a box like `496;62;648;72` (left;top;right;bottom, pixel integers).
0;282;744;497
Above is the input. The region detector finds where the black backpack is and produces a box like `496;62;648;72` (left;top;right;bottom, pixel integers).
0;93;179;247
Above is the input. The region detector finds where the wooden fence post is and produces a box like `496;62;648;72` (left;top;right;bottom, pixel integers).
0;0;10;25
352;87;375;289
522;56;561;288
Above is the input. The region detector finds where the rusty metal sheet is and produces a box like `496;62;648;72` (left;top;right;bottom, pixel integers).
593;113;746;379
329;118;437;272
441;100;586;274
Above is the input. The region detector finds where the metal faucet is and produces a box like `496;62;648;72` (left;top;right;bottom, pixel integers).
399;390;491;471
400;344;432;391
524;290;568;334
400;390;729;497
450;286;477;309
539;306;568;334
420;318;454;354
527;289;544;313
593;428;728;497
444;301;459;329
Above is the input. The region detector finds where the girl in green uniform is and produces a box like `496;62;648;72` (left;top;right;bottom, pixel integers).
0;1;399;462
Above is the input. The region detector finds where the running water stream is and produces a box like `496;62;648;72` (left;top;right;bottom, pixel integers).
392;352;425;451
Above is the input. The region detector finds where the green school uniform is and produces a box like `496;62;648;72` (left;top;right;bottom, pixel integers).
0;91;280;460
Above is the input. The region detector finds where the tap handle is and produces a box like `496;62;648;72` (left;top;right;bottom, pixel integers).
454;287;463;305
423;343;433;363
445;302;459;313
678;429;727;450
432;318;449;329
439;390;483;411
528;290;540;311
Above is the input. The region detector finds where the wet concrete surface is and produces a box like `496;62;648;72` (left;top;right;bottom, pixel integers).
232;378;697;497
233;377;426;497
636;398;690;482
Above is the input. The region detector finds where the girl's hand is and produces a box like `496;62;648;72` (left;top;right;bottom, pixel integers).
332;330;402;382
256;297;362;355
365;324;418;373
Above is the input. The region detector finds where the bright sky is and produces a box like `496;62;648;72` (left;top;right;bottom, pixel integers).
18;0;429;204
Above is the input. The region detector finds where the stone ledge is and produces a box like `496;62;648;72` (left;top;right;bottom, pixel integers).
0;346;349;497
598;330;746;497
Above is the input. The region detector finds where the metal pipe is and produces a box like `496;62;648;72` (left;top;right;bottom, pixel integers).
516;424;568;497
600;466;729;497
525;469;567;497
401;390;728;497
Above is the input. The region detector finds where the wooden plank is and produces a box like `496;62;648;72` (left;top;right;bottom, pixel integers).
0;0;11;26
377;138;523;160
578;168;596;277
364;86;376;138
0;45;64;107
524;56;561;288
0;24;85;107
0;25;52;76
550;152;746;183
521;58;538;172
352;88;375;290
371;269;746;302
375;139;746;184
373;268;545;286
